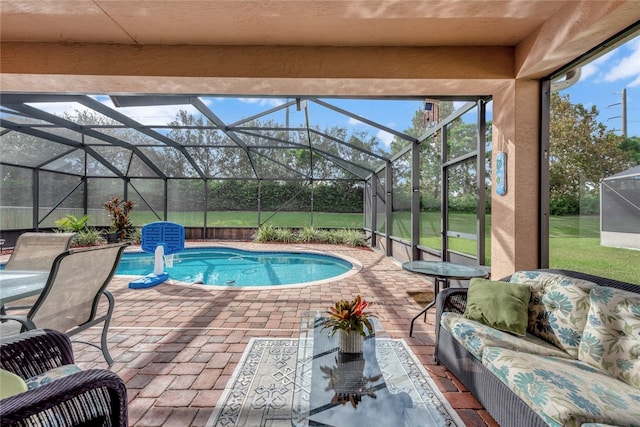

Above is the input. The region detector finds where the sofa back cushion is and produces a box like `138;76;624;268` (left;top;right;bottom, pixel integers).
579;285;640;388
510;271;596;358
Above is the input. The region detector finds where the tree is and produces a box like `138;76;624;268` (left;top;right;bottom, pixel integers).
390;101;488;211
619;136;640;163
549;93;633;214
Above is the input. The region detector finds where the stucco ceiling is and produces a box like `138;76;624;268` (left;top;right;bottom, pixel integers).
1;1;639;96
1;1;570;47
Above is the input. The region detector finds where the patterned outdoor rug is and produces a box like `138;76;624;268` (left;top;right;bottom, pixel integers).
206;338;464;427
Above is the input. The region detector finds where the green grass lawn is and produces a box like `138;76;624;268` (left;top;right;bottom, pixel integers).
131;210;638;284
133;211;364;228
549;237;639;284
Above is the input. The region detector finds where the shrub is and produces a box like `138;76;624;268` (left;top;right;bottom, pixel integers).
579;193;600;215
72;228;105;247
129;227;142;245
55;214;89;233
253;224;368;247
321;230;341;244
334;229;367;247
298;226;324;243
275;228;296;243
253;224;280;242
448;195;478;213
550;195;580;215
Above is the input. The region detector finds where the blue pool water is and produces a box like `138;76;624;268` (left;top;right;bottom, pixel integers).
116;247;353;287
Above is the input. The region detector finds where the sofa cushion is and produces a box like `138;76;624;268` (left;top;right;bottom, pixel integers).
482;346;640;427
510;270;596;357
464;278;531;336
24;364;82;390
441;312;572;361
579;286;640;388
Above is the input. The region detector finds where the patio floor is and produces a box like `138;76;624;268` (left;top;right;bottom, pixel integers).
3;241;498;427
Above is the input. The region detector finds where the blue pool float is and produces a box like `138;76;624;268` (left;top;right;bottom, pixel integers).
129;221;184;289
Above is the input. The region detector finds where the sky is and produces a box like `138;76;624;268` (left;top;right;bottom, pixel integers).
560;34;640;138
82;96;429;151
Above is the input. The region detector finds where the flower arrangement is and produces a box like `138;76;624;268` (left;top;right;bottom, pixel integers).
323;295;376;337
104;196;135;241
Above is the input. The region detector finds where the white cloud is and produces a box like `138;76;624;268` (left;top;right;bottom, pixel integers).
238;98;259;104
238;98;285;108
577;49;616;82
348;117;363;126
579;62;599;81
200;97;226;107
376;129;394;147
591;49;615;66
604;37;640;84
453;101;468;110
87;95;201;125
129;106;201;125
27;102;86;117
628;75;640;88
108;104;200;125
27;97;202;126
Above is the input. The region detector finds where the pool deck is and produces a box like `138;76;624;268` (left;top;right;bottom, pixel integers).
1;241;497;427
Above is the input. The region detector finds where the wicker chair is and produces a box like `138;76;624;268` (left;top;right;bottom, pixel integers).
0;329;128;426
0;243;129;365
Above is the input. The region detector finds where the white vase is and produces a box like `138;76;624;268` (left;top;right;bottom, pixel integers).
338;330;364;354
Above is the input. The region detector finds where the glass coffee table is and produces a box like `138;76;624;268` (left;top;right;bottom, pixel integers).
292;311;449;426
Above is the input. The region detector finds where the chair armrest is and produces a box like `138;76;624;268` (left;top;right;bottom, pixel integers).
0;369;128;427
0;314;37;331
436;287;469;315
435;288;469;347
0;329;75;378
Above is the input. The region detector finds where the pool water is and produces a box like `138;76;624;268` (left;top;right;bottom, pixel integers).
116;247;354;287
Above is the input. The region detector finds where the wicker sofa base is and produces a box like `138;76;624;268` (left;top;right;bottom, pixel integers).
436;327;547;427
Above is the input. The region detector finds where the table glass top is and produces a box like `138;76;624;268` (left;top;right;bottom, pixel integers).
402;261;488;279
292;311;446;427
0;269;49;304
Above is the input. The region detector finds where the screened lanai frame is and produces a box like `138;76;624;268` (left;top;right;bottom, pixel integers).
0;93;490;264
368;99;490;264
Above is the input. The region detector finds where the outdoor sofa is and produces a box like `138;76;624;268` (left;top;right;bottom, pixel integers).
435;269;639;426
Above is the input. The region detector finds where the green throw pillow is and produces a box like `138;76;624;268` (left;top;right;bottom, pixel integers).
0;368;27;399
464;278;531;336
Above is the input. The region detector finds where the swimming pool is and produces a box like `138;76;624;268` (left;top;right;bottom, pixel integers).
116;247;357;287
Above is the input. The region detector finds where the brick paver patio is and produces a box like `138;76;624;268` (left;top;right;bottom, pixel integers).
2;241;498;427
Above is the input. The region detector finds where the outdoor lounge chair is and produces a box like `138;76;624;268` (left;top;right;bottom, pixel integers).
0;243;129;365
1;232;77;314
3;232;76;271
0;328;128;426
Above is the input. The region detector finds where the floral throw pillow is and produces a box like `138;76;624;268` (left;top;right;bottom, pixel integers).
510;271;596;358
579;285;640;388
